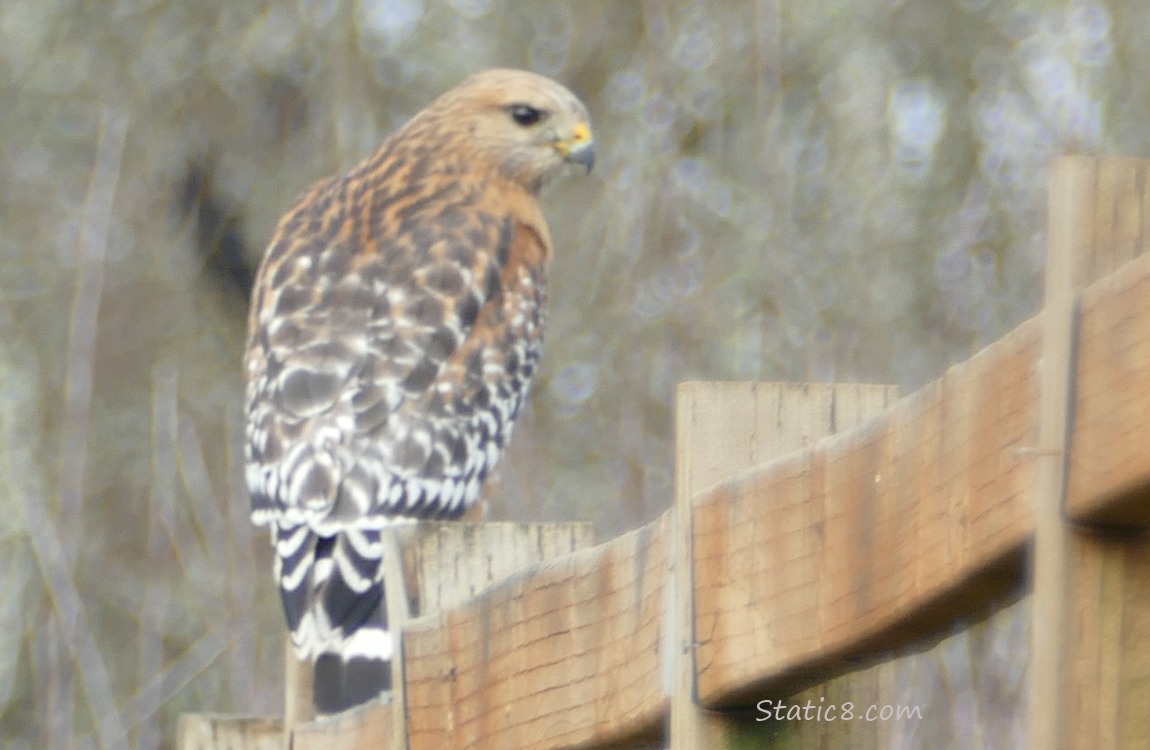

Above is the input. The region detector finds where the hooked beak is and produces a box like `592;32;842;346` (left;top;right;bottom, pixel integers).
556;121;595;172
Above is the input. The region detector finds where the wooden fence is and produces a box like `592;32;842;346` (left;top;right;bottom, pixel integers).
179;155;1150;749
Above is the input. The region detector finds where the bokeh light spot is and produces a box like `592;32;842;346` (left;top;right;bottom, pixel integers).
357;0;423;46
889;80;945;165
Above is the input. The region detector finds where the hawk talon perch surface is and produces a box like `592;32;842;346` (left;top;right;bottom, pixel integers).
243;69;594;713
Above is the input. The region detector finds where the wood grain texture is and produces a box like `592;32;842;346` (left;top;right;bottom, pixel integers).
185;158;1150;749
188;245;1150;748
277;521;595;749
283;639;314;736
691;323;1038;705
405;522;596;614
291;700;396;750
176;715;282;750
1028;154;1093;750
671;382;897;749
403;515;668;750
1067;249;1150;525
1032;155;1150;750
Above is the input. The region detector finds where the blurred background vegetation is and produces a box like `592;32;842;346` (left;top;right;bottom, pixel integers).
1;0;1141;747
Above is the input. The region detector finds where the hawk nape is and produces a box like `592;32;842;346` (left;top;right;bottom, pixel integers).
243;69;594;713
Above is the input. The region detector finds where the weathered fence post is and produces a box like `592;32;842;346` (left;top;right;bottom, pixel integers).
1030;156;1150;748
670;382;897;749
290;521;594;749
381;528;412;750
283;641;313;742
176;714;281;750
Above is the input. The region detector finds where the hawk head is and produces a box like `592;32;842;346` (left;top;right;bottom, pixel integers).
423;68;595;193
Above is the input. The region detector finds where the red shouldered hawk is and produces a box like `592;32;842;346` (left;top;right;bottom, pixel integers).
244;69;594;713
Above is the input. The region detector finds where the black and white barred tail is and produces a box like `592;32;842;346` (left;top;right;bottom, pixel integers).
274;522;393;713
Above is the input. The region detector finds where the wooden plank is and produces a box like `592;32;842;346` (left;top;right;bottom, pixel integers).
291;701;396;750
691;322;1038;705
670;383;897;749
724;657;901;750
671;383;896;493
1033;156;1150;750
1094;156;1118;270
387;251;1148;745
1093;157;1143;268
383;529;412;750
1057;525;1150;750
395;521;594;750
280;521;593;748
176;714;281;750
1066;249;1150;525
403;515;668;750
237;158;1150;746
283;640;314;740
405;522;595;614
1029;153;1093;750
1142;158;1150;254
1112;158;1143;261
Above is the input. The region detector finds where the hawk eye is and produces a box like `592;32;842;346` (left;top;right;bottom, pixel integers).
508;104;543;127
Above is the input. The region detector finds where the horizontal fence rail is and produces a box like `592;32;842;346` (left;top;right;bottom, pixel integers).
180;156;1150;750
